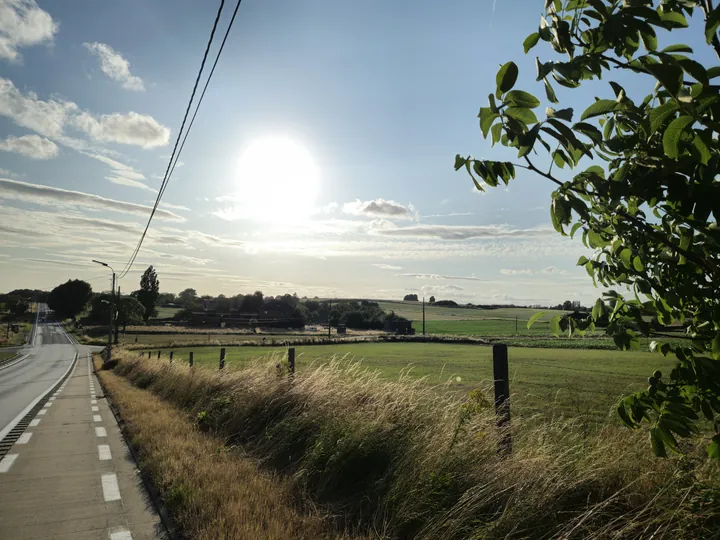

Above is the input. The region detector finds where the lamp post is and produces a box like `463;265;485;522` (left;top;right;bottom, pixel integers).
92;260;116;364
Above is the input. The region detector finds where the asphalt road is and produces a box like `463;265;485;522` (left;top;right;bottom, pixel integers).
0;306;76;438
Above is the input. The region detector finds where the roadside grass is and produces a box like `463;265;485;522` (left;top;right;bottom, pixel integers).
149;342;678;424
108;349;720;539
0;351;16;362
0;322;30;347
95;356;349;540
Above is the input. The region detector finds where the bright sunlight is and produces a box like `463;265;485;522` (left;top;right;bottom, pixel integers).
224;137;320;222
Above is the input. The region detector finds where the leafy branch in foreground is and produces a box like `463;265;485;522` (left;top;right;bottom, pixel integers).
457;0;720;458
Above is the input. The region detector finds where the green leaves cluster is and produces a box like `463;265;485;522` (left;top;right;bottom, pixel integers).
458;0;720;459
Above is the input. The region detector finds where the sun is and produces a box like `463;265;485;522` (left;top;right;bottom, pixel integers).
233;137;320;222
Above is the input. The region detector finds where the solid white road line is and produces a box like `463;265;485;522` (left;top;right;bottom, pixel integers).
0;353;77;443
95;427;107;437
16;433;32;444
92;406;99;412
101;473;121;501
0;354;29;372
0;454;18;473
93;415;102;422
29;419;40;427
109;528;133;540
98;444;112;460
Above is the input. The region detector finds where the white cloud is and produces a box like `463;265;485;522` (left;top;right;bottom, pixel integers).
420;284;465;295
370;222;554;240
0;178;184;221
343;198;414;220
0;0;57;62
83;42;145;91
373;263;402;270
71;111;169;148
500;266;565;276
400;273;483;281
0;77;169;149
82;152;156;192
0;133;57;158
106;175;156;192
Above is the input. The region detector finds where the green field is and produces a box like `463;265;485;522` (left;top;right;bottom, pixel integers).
154;306;182;319
378;301;563;322
149;342;676;424
119;332;307;346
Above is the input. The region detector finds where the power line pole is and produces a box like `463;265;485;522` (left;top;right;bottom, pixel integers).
422;296;426;336
327;300;332;338
114;286;120;345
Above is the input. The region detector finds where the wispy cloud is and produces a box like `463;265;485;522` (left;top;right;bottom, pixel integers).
83;42;145;91
399;273;483;281
500;266;565;276
0;0;57;62
370;222;554;240
0;134;58;159
373;263;402;270
0;178;184;221
343;198;415;220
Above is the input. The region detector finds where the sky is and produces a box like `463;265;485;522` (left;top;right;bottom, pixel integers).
0;0;711;305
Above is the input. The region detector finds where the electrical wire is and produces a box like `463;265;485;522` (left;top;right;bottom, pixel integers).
118;0;243;279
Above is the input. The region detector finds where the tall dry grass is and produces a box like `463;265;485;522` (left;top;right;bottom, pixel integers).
97;360;349;539
108;349;720;539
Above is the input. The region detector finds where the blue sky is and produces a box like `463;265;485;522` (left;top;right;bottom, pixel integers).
3;0;702;304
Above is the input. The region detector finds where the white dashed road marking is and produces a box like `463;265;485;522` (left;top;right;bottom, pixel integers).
95;427;107;437
93;415;102;422
91;406;99;412
91;399;97;405
98;445;112;460
101;473;121;501
109;528;133;540
16;433;32;444
29;419;40;427
38;409;47;416
0;454;18;473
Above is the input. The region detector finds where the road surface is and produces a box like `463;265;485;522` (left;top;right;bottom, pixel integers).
0;309;164;539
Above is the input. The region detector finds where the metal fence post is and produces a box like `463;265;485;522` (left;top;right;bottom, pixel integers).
220;347;226;370
493;344;512;455
288;347;295;376
189;351;194;367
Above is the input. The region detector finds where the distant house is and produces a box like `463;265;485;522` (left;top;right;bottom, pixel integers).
384;319;415;335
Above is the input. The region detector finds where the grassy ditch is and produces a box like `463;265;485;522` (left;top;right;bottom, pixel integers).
95;357;347;539
106;348;720;539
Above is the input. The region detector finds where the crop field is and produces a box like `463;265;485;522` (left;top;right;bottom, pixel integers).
377;301;563;322
147;342;676;424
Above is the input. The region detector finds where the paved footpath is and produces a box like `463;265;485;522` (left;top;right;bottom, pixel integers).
0;350;165;539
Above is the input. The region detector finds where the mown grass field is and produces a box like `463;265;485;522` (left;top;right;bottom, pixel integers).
154;306;182;319
149;342;676;424
378;301;563;322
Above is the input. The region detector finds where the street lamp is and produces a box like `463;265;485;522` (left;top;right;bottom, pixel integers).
92;260;116;364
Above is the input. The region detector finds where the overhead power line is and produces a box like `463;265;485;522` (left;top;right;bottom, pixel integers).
118;0;243;280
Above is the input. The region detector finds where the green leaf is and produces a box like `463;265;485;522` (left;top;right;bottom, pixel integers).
617;400;635;427
644;63;683;96
580;99;618;120
640;31;657;52
544;79;558;104
650;427;667;457
707;435;720;460
592;298;605;320
527;311;546;329
649;100;680;135
454;155;467;171
491;123;503;146
505;107;538;124
523;32;540;53
663;115;694;159
496;62;519;98
660;11;688;29
706;6;720;44
505;90;541;108
661;44;693;53
549;315;561;336
633;256;644;272
620;248;633;269
693;133;712;165
480;112;500;138
549;107;573;122
712;332;720;361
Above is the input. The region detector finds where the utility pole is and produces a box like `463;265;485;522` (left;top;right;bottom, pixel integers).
93;260;116;365
422;297;426;336
327;300;332;338
114;286;120;345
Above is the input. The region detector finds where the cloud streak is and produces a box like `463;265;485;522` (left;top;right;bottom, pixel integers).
83;42;145;91
0;134;58;159
370;222;554;240
0;178;184;221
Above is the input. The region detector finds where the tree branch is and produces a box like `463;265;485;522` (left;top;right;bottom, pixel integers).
702;0;720;61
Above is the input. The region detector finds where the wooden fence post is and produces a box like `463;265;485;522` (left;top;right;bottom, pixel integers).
169;351;174;363
288;347;295;376
135;334;138;343
189;351;194;367
493;344;512;455
220;347;226;370
157;350;161;359
147;351;151;359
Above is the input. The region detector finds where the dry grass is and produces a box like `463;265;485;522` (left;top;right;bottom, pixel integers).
95;357;349;540
107;348;720;539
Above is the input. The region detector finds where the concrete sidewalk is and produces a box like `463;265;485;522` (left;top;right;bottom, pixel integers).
0;351;164;540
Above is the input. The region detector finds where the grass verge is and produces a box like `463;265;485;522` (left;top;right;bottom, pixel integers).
95;356;346;540
108;348;720;539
